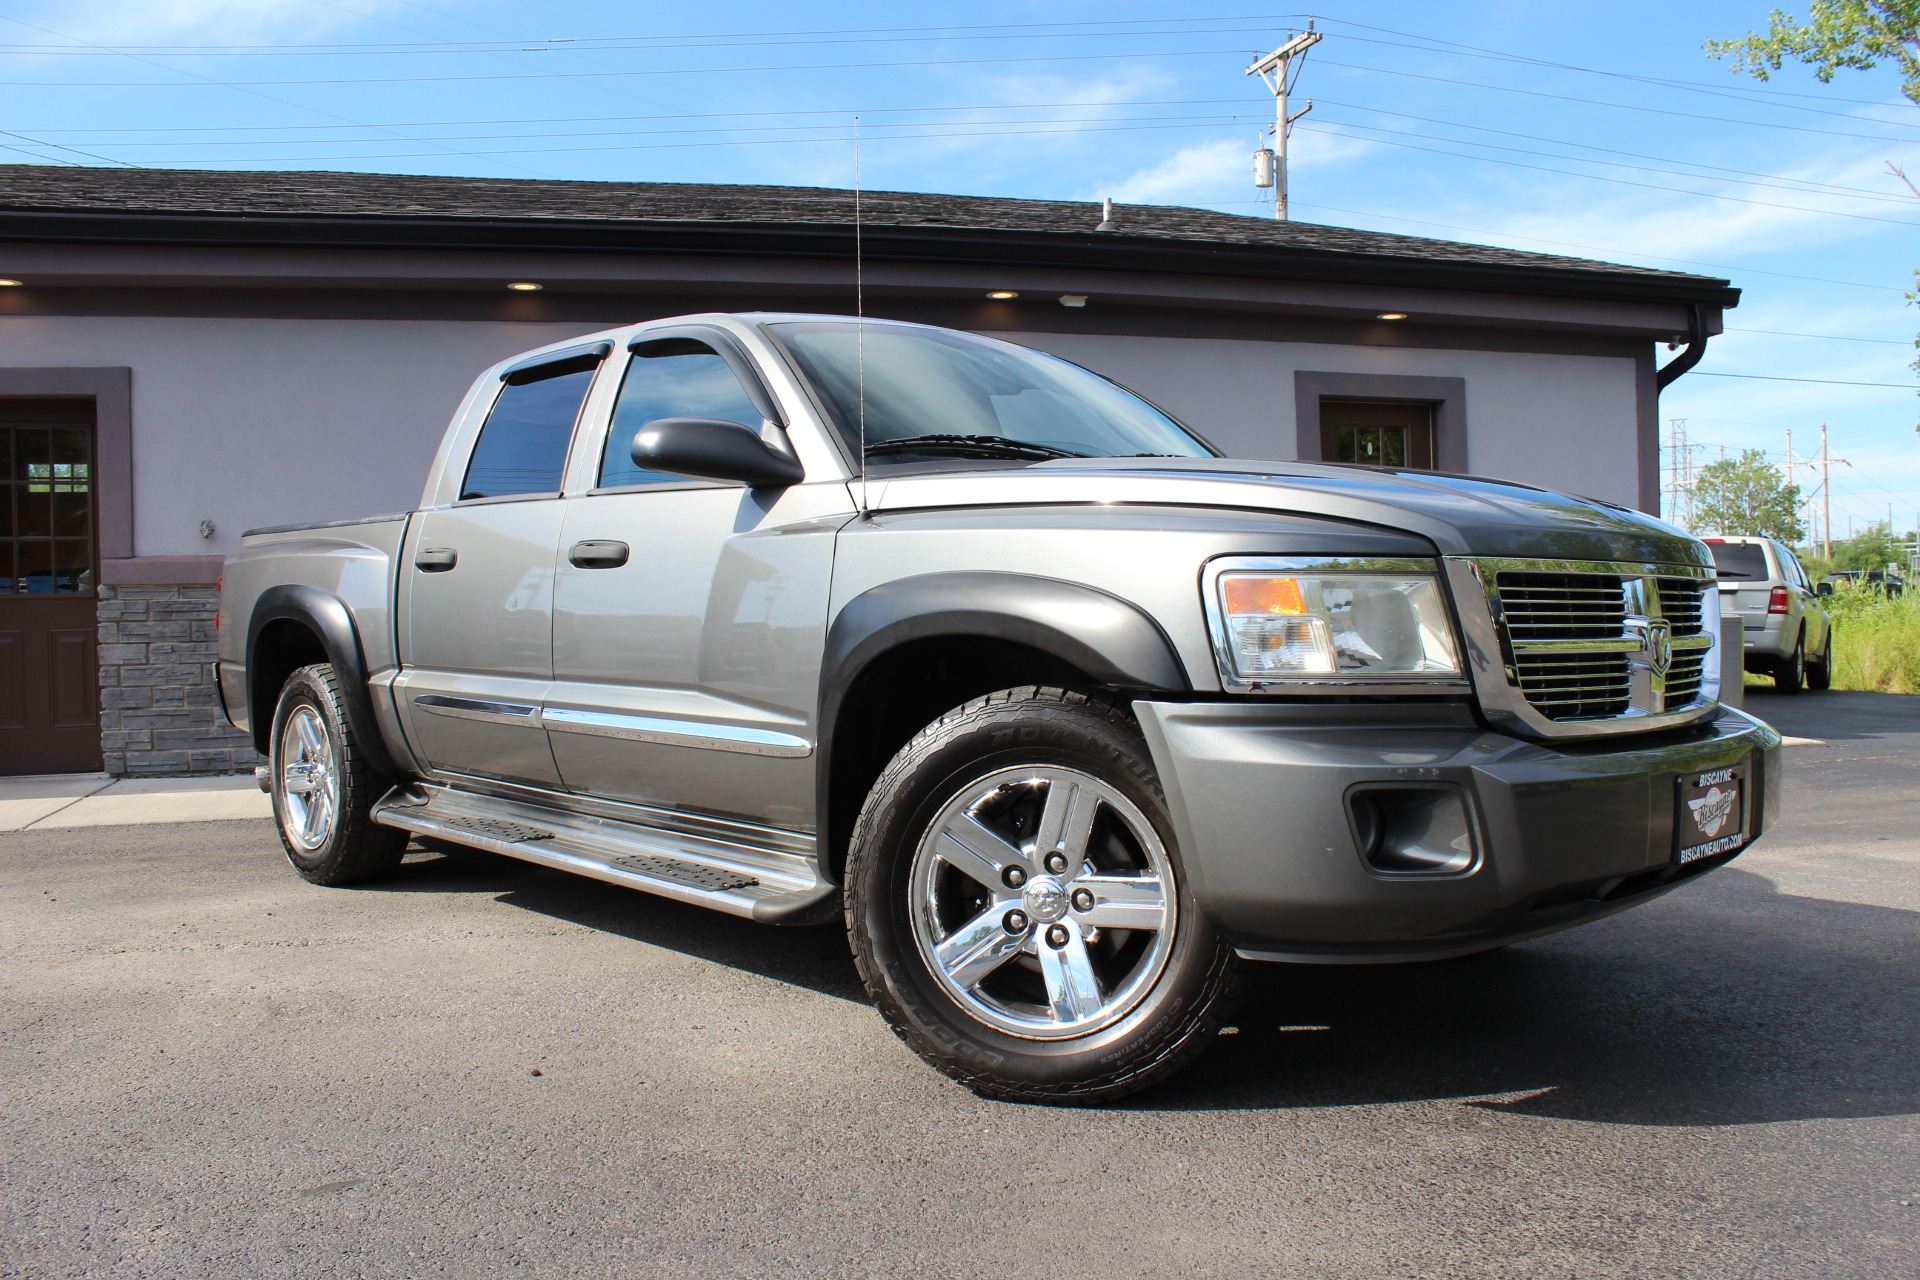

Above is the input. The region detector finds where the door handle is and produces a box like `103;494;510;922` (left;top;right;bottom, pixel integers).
568;539;630;569
414;547;457;572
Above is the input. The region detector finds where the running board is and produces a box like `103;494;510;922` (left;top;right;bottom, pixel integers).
372;785;836;925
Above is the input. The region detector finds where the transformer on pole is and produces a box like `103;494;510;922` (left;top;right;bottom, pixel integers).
1247;24;1321;221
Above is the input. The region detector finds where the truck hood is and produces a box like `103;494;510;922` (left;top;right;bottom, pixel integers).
864;457;1708;568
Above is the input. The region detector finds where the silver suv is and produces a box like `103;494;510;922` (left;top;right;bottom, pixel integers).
1704;535;1831;694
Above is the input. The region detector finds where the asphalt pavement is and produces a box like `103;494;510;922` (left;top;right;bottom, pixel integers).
4;691;1916;1279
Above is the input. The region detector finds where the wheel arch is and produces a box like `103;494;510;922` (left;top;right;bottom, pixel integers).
246;584;399;778
815;572;1190;884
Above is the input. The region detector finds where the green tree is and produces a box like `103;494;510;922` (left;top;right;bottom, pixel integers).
1708;6;1920;422
1691;448;1807;541
1705;2;1920;102
1831;519;1907;570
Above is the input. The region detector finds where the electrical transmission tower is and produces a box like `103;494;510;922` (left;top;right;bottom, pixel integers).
1247;24;1321;221
1662;418;1702;528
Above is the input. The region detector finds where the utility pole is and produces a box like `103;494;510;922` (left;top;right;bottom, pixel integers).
1820;424;1840;559
1248;24;1321;221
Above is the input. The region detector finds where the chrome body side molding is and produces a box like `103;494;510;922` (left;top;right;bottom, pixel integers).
541;706;812;758
414;695;540;726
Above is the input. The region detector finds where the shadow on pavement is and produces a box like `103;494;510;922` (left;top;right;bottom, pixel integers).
1136;867;1919;1126
370;842;867;1004
378;844;1918;1127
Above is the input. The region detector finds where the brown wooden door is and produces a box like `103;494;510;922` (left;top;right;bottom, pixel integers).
0;400;101;776
1321;399;1436;469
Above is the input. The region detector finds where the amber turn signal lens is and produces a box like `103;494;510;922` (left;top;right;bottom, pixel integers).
1224;576;1308;615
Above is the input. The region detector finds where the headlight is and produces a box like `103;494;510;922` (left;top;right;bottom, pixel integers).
1204;556;1463;688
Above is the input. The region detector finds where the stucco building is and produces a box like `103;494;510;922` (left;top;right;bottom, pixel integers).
0;165;1735;776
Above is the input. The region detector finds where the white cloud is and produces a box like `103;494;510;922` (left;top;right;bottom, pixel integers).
14;0;410;46
1104;138;1244;204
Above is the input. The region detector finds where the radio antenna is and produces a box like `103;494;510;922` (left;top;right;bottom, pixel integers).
854;116;869;515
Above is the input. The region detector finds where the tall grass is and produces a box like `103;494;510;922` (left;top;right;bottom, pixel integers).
1823;583;1920;695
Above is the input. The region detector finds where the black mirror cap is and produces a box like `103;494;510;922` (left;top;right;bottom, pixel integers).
631;417;804;488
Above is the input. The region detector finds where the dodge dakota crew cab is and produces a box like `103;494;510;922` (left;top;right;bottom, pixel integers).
220;313;1782;1103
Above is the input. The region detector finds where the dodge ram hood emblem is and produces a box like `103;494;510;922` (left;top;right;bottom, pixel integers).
1627;616;1673;679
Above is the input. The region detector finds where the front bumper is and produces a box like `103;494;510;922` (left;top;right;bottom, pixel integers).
1135;701;1781;963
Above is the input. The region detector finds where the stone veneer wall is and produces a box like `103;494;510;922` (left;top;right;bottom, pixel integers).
96;584;260;776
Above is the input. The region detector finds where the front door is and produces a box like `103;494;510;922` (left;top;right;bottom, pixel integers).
395;350;604;789
0;400;101;776
546;335;847;833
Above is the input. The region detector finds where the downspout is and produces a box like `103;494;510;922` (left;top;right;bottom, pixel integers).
1655;303;1708;390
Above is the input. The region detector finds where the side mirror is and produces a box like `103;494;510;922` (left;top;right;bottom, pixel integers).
631;417;804;488
1816;581;1834;596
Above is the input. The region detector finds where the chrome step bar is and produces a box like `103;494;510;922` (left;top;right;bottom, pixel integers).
371;784;835;924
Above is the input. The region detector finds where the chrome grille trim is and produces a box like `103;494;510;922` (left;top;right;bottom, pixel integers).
1443;556;1720;741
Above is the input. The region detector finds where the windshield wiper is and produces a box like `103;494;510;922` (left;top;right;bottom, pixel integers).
863;434;1087;461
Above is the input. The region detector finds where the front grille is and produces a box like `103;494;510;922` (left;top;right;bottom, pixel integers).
1492;567;1713;724
1657;578;1711;705
1657;578;1709;636
1665;647;1707;704
1512;651;1631;720
1499;572;1627;641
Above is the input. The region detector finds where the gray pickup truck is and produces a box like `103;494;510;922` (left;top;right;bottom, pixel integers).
219;312;1781;1103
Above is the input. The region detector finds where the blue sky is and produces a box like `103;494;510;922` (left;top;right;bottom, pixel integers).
2;0;1917;538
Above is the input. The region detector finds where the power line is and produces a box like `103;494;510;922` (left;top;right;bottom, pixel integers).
1312;57;1920;145
1311;99;1916;204
1296;122;1920;228
1725;327;1915;345
0;14;1316;53
0;12;556;179
1280;200;1902;291
1686;372;1919;388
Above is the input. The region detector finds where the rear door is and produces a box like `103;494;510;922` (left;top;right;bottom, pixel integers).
394;345;607;788
545;330;849;832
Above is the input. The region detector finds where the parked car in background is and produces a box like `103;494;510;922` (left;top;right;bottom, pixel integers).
1703;536;1831;694
1820;570;1905;598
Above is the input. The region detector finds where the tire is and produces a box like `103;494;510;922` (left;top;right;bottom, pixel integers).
268;663;406;886
845;686;1248;1105
1805;629;1833;691
1774;635;1805;695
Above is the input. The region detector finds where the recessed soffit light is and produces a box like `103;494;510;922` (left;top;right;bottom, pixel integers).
507;282;544;292
0;279;22;287
1375;312;1407;320
986;290;1018;300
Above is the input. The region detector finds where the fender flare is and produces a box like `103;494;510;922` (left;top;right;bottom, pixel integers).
822;571;1190;699
814;571;1191;880
246;584;401;779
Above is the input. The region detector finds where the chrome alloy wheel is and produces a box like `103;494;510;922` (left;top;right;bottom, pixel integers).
907;765;1176;1041
277;704;340;851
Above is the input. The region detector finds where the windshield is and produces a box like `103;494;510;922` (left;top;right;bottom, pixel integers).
767;321;1216;465
1705;541;1770;581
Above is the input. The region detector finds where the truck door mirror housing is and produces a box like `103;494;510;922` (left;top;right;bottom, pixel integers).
630;417;804;488
1816;580;1834;596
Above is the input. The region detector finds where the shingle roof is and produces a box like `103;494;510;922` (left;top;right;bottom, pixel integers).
0;164;1732;298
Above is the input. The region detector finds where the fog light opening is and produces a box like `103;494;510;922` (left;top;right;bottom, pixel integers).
1345;784;1477;876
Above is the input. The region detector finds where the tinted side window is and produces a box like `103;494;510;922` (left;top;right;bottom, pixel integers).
1781;546;1809;588
599;339;766;488
461;363;597;500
